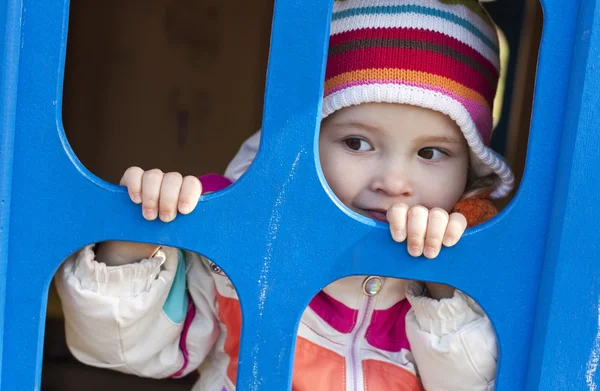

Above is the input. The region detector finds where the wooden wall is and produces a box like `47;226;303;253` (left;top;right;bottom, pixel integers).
62;0;272;184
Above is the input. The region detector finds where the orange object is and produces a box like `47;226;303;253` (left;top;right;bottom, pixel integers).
452;197;498;228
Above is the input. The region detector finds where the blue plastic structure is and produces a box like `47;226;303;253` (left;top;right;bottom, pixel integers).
1;0;600;389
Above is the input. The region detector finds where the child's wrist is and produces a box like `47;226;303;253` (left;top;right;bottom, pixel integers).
95;241;161;266
424;282;456;300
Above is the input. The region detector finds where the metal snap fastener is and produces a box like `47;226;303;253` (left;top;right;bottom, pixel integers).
362;276;384;296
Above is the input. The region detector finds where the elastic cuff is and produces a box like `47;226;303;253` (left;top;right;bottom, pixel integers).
71;245;168;297
406;281;484;335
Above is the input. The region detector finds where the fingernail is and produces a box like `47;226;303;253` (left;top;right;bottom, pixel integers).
409;246;422;257
133;193;142;203
393;230;405;242
143;209;157;220
424;246;438;259
179;203;190;214
160;211;173;221
443;237;455;247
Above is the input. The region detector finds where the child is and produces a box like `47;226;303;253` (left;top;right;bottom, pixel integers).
56;0;514;390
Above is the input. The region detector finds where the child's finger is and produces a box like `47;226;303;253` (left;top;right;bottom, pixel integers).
443;212;468;247
159;172;184;222
141;169;164;221
120;166;144;204
424;208;449;259
178;176;202;215
387;203;408;242
406;206;428;257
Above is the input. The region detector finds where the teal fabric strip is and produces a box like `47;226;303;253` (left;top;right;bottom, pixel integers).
162;249;189;323
332;5;498;52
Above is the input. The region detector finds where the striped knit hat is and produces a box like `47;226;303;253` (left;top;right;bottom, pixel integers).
323;0;514;198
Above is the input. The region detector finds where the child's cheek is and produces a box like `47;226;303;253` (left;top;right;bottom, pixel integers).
424;177;465;212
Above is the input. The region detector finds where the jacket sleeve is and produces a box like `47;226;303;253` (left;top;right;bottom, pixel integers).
224;130;261;181
54;245;220;378
405;281;497;391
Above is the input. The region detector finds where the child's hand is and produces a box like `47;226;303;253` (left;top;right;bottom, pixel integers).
387;204;467;259
120;166;202;222
94;167;202;266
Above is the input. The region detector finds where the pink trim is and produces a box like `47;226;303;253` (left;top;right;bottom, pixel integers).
365;299;412;352
308;291;358;334
198;173;233;193
169;294;197;378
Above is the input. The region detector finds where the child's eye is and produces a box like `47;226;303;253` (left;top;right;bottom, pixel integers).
418;147;447;160
344;138;372;151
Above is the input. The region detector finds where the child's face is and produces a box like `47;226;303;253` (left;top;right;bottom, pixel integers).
319;103;469;222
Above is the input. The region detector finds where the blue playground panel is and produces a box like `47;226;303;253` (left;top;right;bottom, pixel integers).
1;0;600;389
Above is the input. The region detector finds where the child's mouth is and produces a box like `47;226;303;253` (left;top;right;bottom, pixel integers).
364;209;388;223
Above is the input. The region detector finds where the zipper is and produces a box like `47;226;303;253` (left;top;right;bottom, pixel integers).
346;294;376;391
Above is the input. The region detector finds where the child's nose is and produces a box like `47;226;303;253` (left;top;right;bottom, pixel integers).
371;168;414;197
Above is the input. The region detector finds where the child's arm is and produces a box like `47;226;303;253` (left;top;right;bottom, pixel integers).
405;282;497;390
55;167;218;378
96;167;203;265
388;201;497;390
55;246;220;378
